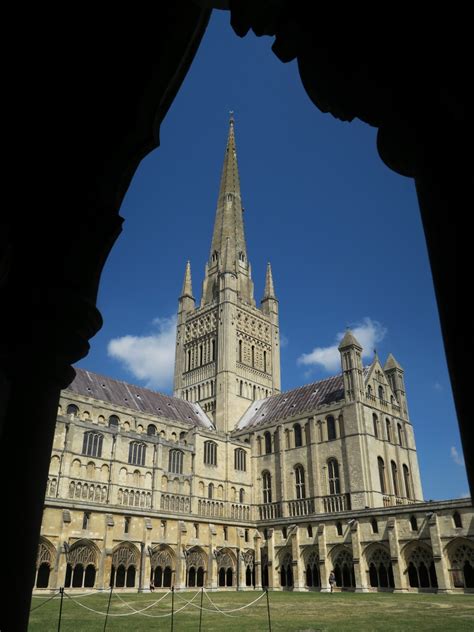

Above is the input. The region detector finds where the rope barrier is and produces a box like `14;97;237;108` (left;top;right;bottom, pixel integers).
64;589;201;619
46;586;267;623
30;590;60;611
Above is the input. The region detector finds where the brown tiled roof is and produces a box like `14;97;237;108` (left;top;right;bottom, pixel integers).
235;374;345;431
65;368;213;429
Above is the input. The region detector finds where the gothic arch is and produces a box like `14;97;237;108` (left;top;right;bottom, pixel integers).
329;545;355;590
303;546;321;589
110;542;140;588
278;548;294;589
402;541;438;590
217;548;236;587
362;543;394;590
186;546;207;588
35;537;56;588
150;544;176;588
64;539;100;589
242;549;256;587
445;537;474;589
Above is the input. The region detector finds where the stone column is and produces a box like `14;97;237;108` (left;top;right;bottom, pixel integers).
54;543;69;590
254;533;262;589
427;512;451;592
387;517;407;592
317;525;330;592
291;526;305;590
238;549;246;589
208;524;217;589
266;528;278;589
277;425;288;517
349;520;368;592
176;521;187;589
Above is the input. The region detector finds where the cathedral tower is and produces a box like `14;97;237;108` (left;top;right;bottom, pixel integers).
173;116;281;432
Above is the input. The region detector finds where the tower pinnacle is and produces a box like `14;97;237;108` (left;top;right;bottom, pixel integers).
180;260;194;298
263;262;276;300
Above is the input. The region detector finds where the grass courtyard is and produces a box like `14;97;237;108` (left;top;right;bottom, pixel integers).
28;589;474;632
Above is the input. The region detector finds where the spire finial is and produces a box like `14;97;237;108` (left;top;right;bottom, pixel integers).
229;110;234;125
180;260;194;299
263;262;276;300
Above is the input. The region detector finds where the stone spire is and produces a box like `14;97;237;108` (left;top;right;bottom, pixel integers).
209;113;247;268
263;262;276;299
384;353;402;371
180;260;194;299
201;114;255;307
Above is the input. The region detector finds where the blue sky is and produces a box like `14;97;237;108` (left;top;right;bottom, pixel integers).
76;11;468;501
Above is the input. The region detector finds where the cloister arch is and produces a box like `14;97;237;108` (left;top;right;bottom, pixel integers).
330;546;355;590
35;537;56;588
64;539;100;589
186;547;207;587
363;543;394;590
303;547;321;589
110;542;140;588
402;541;438;590
150;545;176;588
216;548;236;587
445;537;474;589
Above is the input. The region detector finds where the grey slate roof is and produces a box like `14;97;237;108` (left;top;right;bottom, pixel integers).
235;374;345;431
65;368;214;429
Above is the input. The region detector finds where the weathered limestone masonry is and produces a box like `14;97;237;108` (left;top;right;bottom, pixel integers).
36;118;473;594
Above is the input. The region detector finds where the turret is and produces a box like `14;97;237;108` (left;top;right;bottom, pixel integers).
384;353;408;417
338;329;364;401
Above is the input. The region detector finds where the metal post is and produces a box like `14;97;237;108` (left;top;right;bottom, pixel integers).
266;589;272;632
57;587;64;632
103;584;113;631
198;586;204;632
171;585;175;632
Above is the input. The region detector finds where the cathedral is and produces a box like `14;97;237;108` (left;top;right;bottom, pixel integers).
35;117;473;594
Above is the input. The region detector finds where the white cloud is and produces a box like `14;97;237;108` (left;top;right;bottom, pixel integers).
297;317;387;373
107;315;177;390
280;334;289;348
450;446;465;467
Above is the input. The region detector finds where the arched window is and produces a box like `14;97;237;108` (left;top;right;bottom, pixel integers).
234;448;246;471
367;385;372;396
327;459;341;495
410;515;418;531
403;464;412;499
212;339;216;361
251;345;255;367
169;450;183;474
378;386;384;401
294;423;302;447
386;419;392;442
336;521;343;536
147;424;156;436
128;442;146;466
391;461;399;496
453;511;463;528
208;483;214;499
204;441;217;466
307;525;313;538
187;350;191;371
264;350;267;372
239;488;245;503
82;432;103;457
264;431;272;454
199;344;203;366
371;518;379;534
67;404;79;418
295;465;306;499
327;416;336;441
238;340;242;362
373;414;379;438
378;457;386;494
109;415;119;428
239;380;243;396
397;423;404;446
262;471;272;504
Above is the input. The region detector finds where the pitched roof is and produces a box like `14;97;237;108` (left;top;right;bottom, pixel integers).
65;368;214;429
235;374;345;431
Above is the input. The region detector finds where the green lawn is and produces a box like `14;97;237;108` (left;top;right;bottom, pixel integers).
28;589;474;632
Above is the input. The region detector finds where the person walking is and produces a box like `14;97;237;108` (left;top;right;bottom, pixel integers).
328;570;336;593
